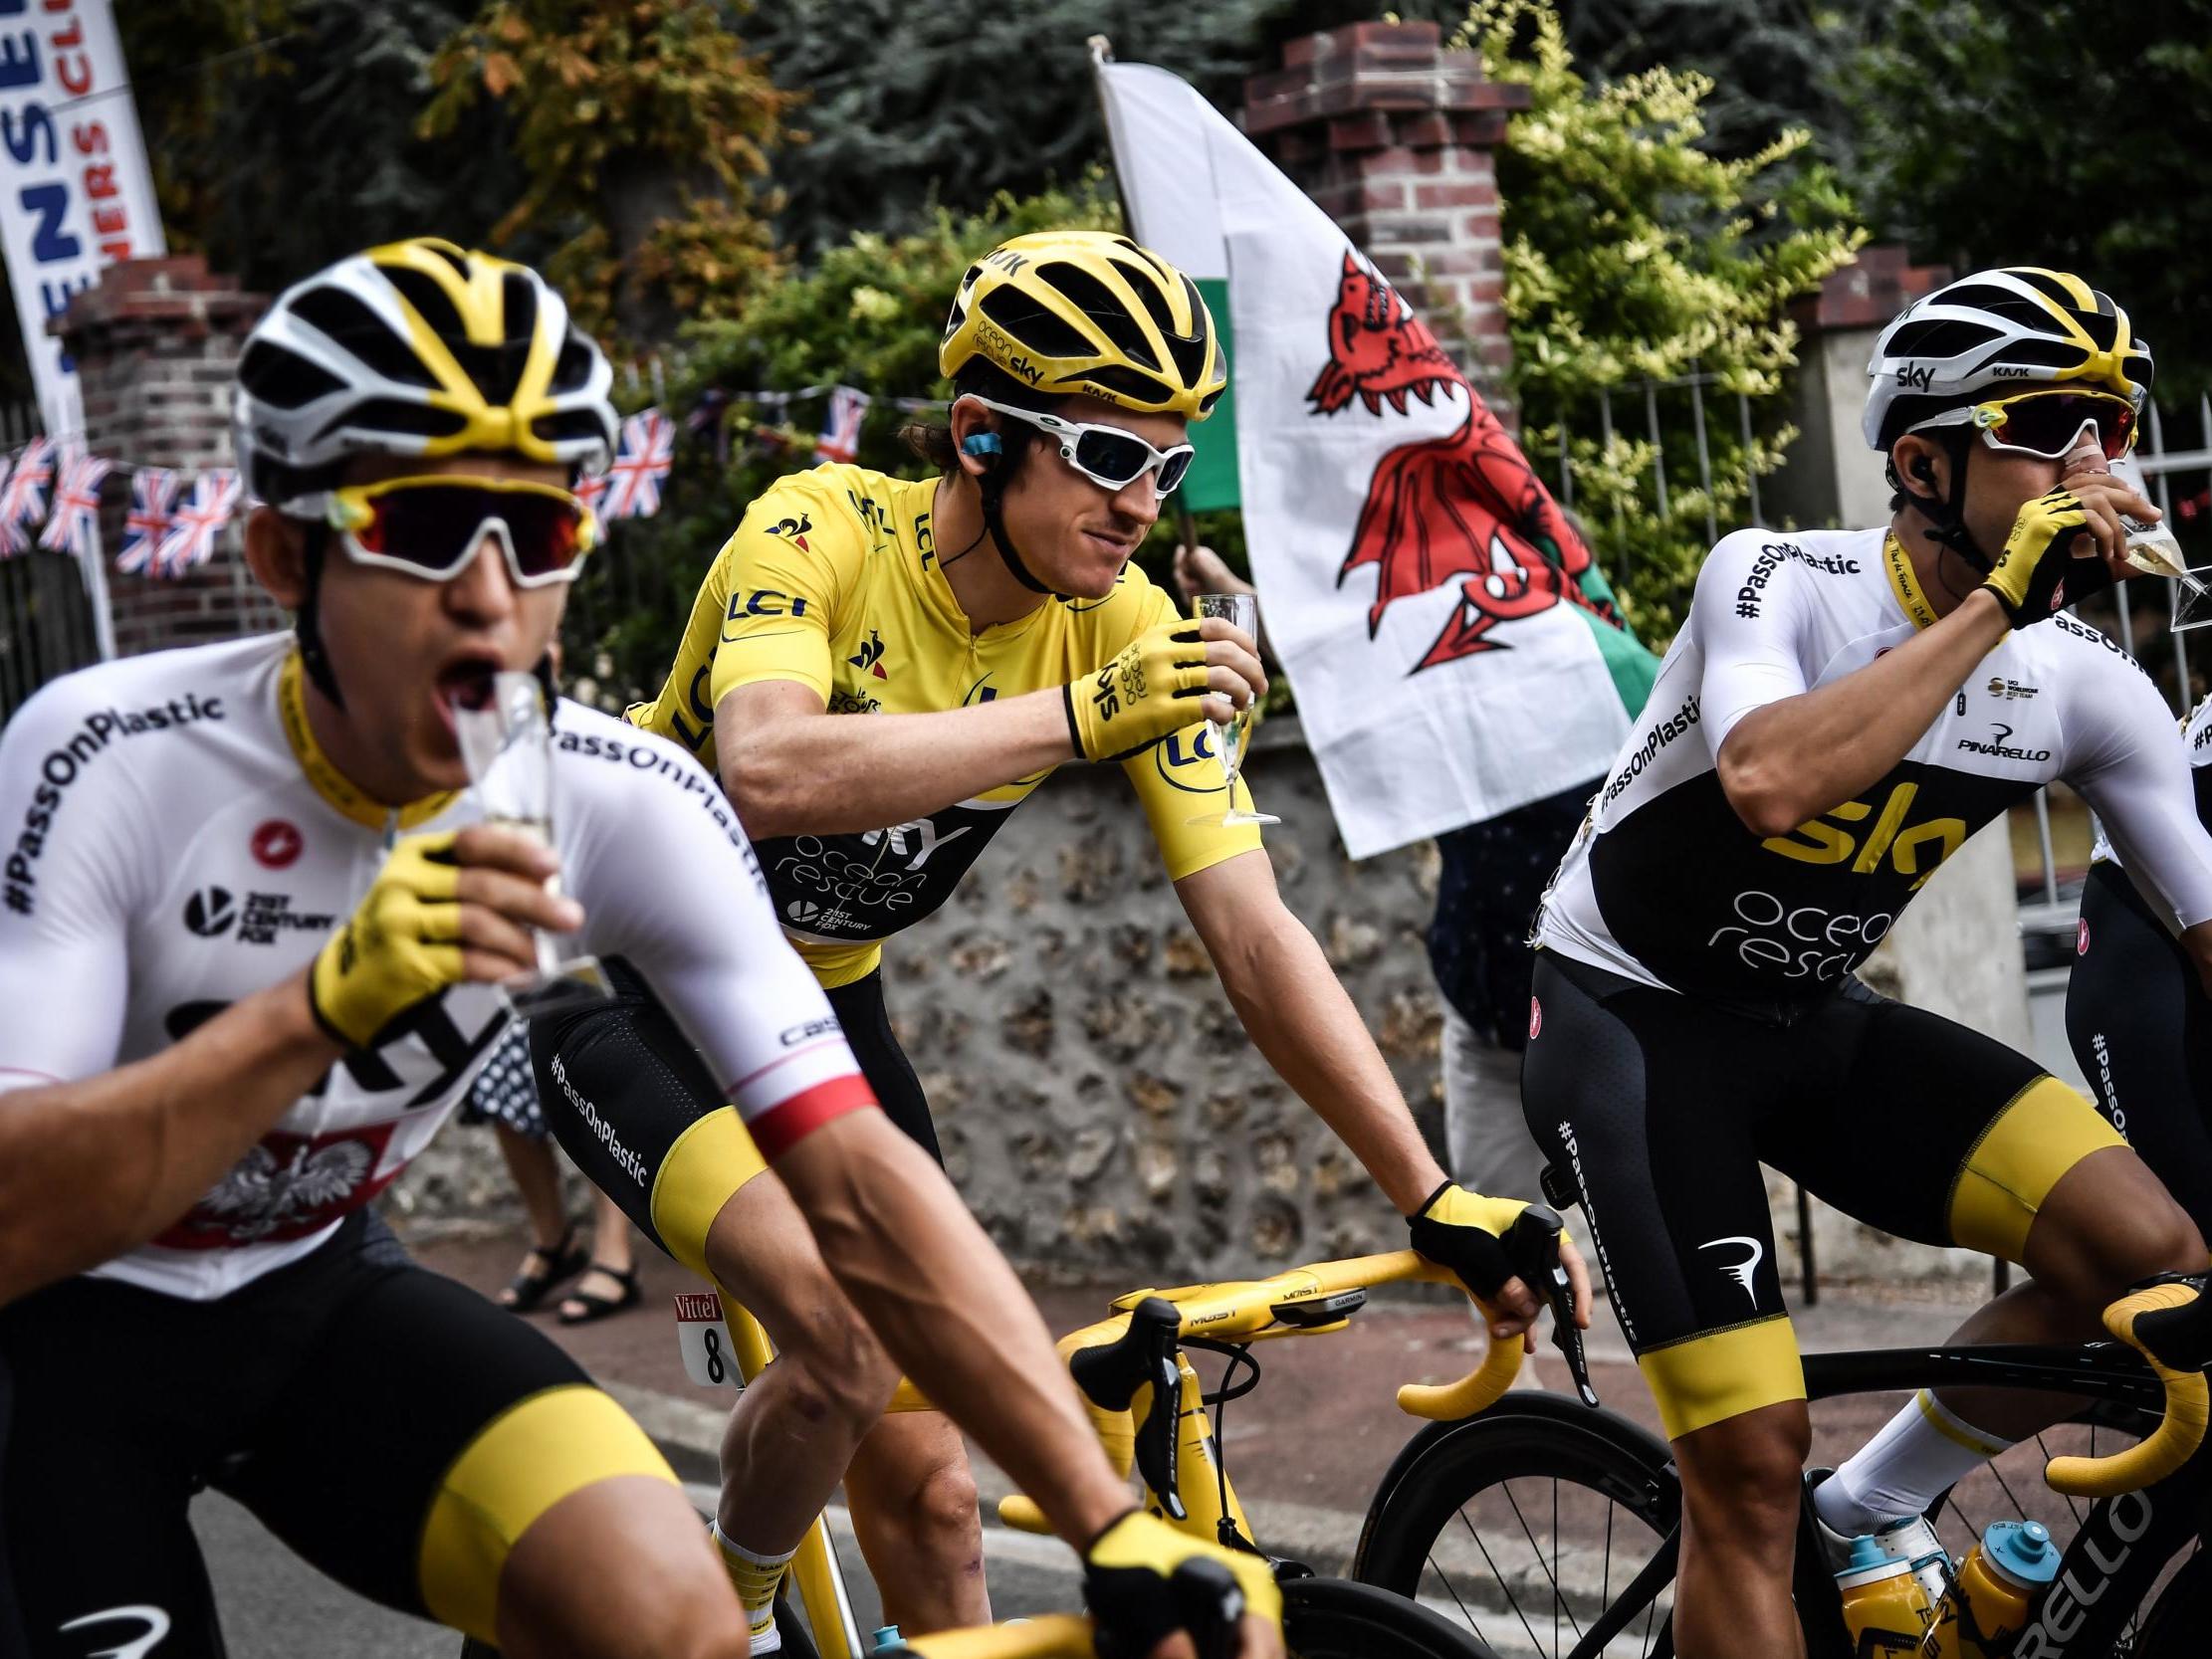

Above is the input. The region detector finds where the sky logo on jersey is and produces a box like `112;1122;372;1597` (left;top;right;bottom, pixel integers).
1760;779;1966;891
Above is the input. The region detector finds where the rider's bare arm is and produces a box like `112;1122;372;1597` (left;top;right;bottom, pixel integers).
1718;589;2010;836
718;678;1072;837
1177;850;1444;1212
1175;850;1586;1335
773;1109;1136;1547
0;978;337;1305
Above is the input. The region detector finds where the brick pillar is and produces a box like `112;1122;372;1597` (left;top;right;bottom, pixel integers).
1765;245;1954;531
53;256;282;659
1241;21;1528;393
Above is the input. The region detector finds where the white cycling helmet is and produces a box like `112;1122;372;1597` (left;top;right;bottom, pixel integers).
1863;267;2153;454
235;237;617;506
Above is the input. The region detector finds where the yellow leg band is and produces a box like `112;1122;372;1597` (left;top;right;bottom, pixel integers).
1638;1316;1805;1440
1948;1076;2128;1263
651;1106;770;1286
418;1383;678;1641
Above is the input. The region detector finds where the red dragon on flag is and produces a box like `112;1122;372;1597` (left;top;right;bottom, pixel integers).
1309;253;1622;672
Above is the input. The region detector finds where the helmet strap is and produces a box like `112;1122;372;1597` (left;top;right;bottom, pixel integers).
294;521;347;711
978;468;1054;595
1896;428;1990;573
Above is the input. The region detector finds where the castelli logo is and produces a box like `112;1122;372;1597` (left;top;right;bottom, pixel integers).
252;819;304;870
2079;918;2091;956
1528;996;1543;1040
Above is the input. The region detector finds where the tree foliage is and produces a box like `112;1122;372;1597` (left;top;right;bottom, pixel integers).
421;0;789;340
110;1;525;297
1464;0;1864;636
1840;0;2212;403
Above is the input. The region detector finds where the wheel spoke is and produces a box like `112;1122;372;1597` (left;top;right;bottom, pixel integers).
1458;1502;1551;1658
1503;1479;1588;1644
1426;1545;1486;1648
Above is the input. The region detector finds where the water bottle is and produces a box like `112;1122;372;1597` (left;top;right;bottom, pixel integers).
1835;1534;1937;1658
1918;1521;2057;1657
871;1626;904;1653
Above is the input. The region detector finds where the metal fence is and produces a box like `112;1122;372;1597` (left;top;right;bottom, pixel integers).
0;400;104;726
1542;369;1766;548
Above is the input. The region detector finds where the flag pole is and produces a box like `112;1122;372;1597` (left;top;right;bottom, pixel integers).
1088;34;1205;580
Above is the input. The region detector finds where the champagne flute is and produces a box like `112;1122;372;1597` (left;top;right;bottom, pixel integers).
1185;591;1281;829
454;671;612;1017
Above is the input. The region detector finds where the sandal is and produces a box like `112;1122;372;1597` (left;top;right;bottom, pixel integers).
496;1221;587;1313
557;1262;642;1326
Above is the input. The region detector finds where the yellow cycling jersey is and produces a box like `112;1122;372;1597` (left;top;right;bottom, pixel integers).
628;463;1261;987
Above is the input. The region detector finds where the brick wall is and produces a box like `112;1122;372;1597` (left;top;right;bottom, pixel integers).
1242;21;1527;392
53;256;283;658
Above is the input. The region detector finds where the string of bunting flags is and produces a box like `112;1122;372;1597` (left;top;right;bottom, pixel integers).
0;382;926;580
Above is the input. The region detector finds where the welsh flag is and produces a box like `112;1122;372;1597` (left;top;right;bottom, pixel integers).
1096;56;1656;858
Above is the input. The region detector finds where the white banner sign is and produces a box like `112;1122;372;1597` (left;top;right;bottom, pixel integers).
0;0;165;442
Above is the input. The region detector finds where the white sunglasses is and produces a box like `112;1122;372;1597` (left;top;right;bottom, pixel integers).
966;396;1196;496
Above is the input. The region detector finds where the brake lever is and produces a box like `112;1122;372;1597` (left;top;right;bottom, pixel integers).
1506;1205;1599;1408
1069;1296;1188;1520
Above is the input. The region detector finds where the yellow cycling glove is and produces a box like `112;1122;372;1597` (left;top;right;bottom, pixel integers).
1983;490;2109;627
1407;1181;1554;1302
1082;1509;1281;1659
308;830;467;1048
1065;620;1217;763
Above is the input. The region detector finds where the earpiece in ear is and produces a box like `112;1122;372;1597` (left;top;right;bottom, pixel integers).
962;431;1002;467
1909;457;1936;484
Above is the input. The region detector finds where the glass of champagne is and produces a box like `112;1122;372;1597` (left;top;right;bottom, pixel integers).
1185;591;1281;829
2104;452;2212;633
454;671;611;1017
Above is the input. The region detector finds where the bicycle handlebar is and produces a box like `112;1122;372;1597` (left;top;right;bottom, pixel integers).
882;1614;1094;1658
2046;1278;2212;1497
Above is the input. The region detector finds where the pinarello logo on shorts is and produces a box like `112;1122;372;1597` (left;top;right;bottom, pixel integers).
2078;918;2091;956
252;819;304;870
1528;996;1543;1040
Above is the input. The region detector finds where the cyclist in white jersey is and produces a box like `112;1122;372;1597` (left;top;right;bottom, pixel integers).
1526;268;2212;1659
0;240;1280;1659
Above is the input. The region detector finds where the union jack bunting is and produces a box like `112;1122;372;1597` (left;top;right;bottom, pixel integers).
116;467;181;574
0;437;55;556
152;470;243;576
815;385;869;465
37;451;113;559
603;408;673;520
574;469;609;525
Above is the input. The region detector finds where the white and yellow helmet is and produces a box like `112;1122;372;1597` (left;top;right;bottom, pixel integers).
235;237;618;503
1864;267;2153;454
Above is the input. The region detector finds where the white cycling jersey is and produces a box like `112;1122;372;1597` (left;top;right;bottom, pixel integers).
1536;524;2212;1004
0;633;870;1300
2090;694;2212;884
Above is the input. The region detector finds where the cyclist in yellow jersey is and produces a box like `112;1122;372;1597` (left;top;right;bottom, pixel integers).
539;231;1592;1641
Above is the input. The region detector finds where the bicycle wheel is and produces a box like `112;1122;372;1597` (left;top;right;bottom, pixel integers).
1283;1574;1500;1658
1353;1394;1679;1659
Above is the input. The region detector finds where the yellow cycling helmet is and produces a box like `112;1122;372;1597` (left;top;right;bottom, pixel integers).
941;231;1226;420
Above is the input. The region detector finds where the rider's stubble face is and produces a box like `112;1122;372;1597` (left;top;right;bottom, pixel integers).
1893;430;2070;563
982;394;1189;598
245;452;570;796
